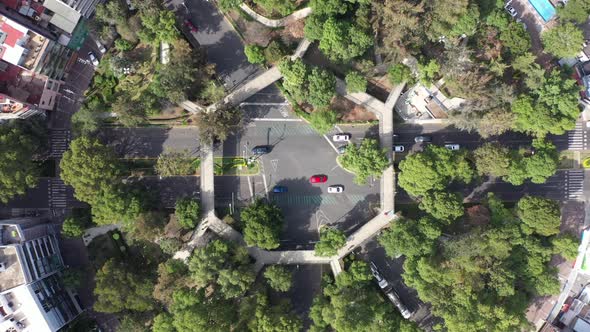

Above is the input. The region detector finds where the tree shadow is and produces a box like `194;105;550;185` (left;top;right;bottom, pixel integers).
99;128;173;158
270;177;324;250
331;193;380;236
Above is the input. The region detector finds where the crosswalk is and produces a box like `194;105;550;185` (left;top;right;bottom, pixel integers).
567;122;587;150
271;194;367;206
48;178;68;210
245;122;318;137
565;170;585;200
49;129;71;158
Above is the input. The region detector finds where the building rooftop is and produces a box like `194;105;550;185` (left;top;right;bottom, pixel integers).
0;15;48;71
43;0;81;34
0;247;25;293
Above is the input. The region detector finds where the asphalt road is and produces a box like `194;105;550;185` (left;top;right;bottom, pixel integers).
215;104;380;248
100;127;201;158
184;0;259;90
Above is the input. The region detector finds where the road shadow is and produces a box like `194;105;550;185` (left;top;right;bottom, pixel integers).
270;177;324;250
98;128;172;158
132;176;200;208
332;193;380;236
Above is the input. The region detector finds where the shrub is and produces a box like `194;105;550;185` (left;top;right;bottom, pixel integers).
244;44;265;64
345;71;367;93
264;41;287;63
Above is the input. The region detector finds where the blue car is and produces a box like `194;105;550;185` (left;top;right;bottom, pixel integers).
272;186;288;193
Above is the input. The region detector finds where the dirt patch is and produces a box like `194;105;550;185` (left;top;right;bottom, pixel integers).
228;9;273;46
331;97;377;122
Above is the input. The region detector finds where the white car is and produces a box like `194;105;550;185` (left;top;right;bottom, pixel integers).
332;134;351;142
94;39;106;54
386;290;412;319
445;144;460;151
88;52;99;66
370;262;390;290
394;145;404;152
505;5;517;17
327;185;344;193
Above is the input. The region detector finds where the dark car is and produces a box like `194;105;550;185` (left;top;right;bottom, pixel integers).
337;145;348;154
272;186;288;193
251;146;270;155
184;19;197;32
310;175;327;183
414;135;432;143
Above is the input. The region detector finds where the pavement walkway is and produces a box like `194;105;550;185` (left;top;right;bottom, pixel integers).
239;4;312;28
82;224;120;246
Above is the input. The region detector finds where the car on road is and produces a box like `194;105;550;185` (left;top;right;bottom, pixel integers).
386;290;412;319
444;144;460;150
88;52;99;66
414;135;431;143
310;175;327;184
394;145;404;152
251;146;270;155
370;262;391;290
94;39;106;54
333;133;351;142
327;185;344;193
337;145;348;154
184;19;198;32
272;186;288;193
505;5;517;17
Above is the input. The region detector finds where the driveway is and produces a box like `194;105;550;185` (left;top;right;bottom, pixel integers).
183;0;259;90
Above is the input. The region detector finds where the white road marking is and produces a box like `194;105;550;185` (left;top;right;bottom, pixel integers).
323;134;339;153
330;164;339;171
247;176;254;202
315;210;330;235
270;159;279;173
335;125;344;133
260;160;269;198
249;118;303;122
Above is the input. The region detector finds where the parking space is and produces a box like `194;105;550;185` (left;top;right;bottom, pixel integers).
215;105;380;247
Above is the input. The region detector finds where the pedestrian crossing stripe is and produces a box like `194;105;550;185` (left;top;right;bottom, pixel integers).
271;194;368;206
247;123;317;137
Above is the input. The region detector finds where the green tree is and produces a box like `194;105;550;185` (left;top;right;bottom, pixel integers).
199;81;226;104
217;266;256;299
170;288;237;331
418;59;440;84
195;107;242;144
279;59;309;104
188;240;231;286
60;136;121;204
62;268;84;289
419;191;464;222
517;196;561;236
159;238;182;255
71;107;101;136
138;9;179;44
175;197;201;229
340;139;389;184
241;198;283;250
388;63;413;85
525;139;558;184
309;109;338;134
398;145;474;197
552;233;579;260
264;265;293;292
115;38;134;51
315;227;346;256
61;216;87;238
264;40;287;63
318;18;373;61
379;217;441;258
248;294;303;332
557;0;590;23
95;1;127;25
542;23;584;58
152;313;176;332
307;68;336;107
218;0;241;10
244;44;266;64
473;143;511;177
303;14;326;41
253;0;296;16
449;5;479;38
345;71;367;93
0;121;42;203
425;0;470;41
309;0;348;16
155;150;195;176
93;259;155;313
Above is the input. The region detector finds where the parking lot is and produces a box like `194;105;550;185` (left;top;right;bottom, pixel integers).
215;97;380;247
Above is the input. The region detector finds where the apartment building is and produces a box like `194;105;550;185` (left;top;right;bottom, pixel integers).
0;217;83;332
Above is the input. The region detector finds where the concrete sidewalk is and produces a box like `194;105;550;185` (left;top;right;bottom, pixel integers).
239;4;312;28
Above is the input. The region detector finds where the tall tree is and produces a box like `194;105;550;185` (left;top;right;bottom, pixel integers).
264;265;293;292
315;227;346;256
473;143;511;177
175;197;201;229
419;191;464;222
307;68;336;107
241;198;283;250
542;23;584;58
340;139;389;185
517;196;561;236
195;107;242;144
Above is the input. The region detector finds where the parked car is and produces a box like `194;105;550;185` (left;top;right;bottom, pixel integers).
251;145;270;155
333;133;351;142
370;262;390;290
272;186;288;193
327;185;344;193
94;39;106;54
310;175;327;183
505;5;517;17
444;144;460;150
394;145;404;152
337;145;348;154
88;52;99;66
414;135;431;143
386;290;412;319
184;19;197;32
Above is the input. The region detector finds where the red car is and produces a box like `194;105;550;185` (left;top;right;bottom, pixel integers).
310;175;327;183
184;19;197;32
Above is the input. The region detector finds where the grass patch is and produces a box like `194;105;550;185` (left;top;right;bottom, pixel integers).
214;157;259;176
558;151;575;169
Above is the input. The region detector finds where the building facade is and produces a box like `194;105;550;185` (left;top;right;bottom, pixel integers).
0;217;83;332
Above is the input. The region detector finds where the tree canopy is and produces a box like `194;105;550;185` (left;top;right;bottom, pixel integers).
419;191;464;222
516;196;561;236
542;23;584;59
241;199;283;250
315;227;346;256
345;71;367;93
175;197;201;229
309;109;338;134
279;59;336;107
264;265;293;292
340;139;389;184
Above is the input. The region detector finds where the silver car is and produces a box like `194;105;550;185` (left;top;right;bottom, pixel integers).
386;290;412;319
88;52;99;66
370;262;390;290
444;144;460;151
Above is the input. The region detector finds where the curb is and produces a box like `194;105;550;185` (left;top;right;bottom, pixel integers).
335;155;356;175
